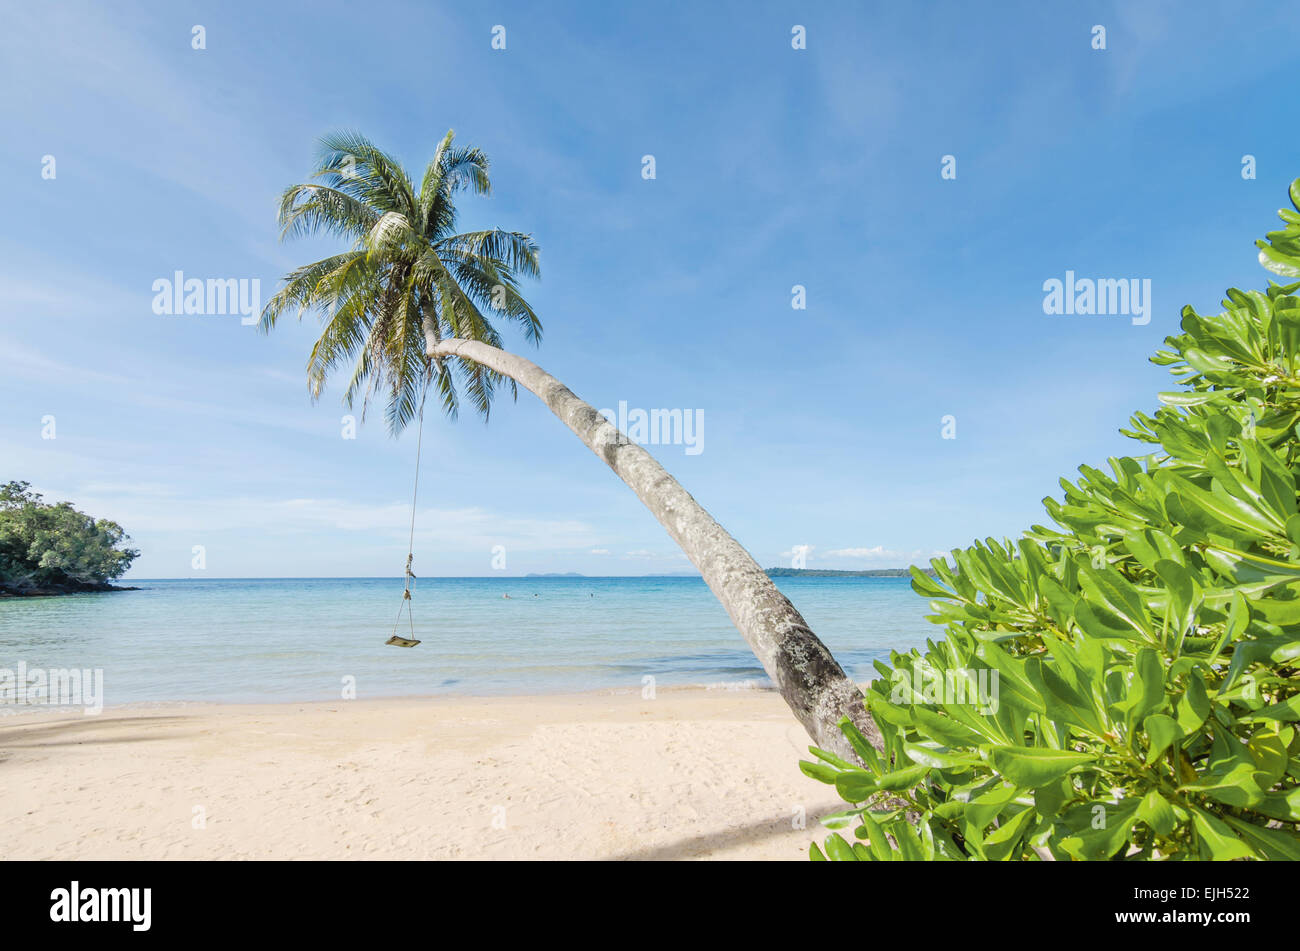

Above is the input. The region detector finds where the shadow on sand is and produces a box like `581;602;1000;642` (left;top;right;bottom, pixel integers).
604;808;834;861
0;714;195;753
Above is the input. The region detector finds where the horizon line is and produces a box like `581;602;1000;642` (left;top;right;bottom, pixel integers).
118;570;920;581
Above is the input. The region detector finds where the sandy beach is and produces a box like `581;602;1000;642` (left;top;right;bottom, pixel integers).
0;688;843;861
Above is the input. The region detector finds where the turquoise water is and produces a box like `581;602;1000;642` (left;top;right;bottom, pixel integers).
0;576;939;706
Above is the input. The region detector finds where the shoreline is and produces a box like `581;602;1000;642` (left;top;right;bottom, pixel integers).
0;583;140;598
0;682;780;715
0;681;784;719
0;687;839;860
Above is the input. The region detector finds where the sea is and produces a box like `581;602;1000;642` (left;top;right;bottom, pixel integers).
0;576;940;708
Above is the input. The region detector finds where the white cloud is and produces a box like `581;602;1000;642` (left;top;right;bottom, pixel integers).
825;546;945;563
826;546;888;558
78;480;179;497
68;492;602;551
0;335;133;387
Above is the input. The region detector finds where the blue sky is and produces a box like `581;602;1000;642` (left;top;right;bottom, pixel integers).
2;1;1298;579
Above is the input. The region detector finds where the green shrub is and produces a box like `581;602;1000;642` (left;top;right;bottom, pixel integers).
0;481;139;591
802;180;1300;861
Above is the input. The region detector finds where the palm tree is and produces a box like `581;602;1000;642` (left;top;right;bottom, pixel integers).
261;131;880;761
261;129;541;431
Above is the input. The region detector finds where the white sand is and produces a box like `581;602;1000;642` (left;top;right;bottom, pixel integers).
0;688;844;860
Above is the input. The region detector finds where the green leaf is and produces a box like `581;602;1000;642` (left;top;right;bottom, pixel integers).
1259;240;1300;278
1246;729;1289;786
1169;473;1285;538
1176;676;1212;733
1027;658;1107;734
1073;599;1147;644
1135;790;1177;837
903;741;980;770
1222;816;1300;861
872;763;931;792
799;760;839;784
1119;648;1166;731
909;565;952;600
975;644;1047;716
1191;808;1258;861
1256;786;1300;822
1153;559;1199;648
982;807;1036;861
823;833;858;861
1242;694;1300;722
988;746;1096;787
834;771;878;802
808;746;857;771
890;819;928;861
1157;391;1223;406
837;716;882;773
1080;565;1154;638
1058;800;1139;860
910;705;986;748
964;781;1020;829
1143;714;1183;765
1181;761;1264;808
858;810;893;861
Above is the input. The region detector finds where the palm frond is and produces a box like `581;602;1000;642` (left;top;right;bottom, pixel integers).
438;229;540;279
277;184;379;243
440;145;491;197
316;131;417;220
264;130;542;434
259;251;368;332
418;130;457;235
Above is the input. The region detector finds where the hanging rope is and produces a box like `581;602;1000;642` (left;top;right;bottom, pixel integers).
387;383;431;647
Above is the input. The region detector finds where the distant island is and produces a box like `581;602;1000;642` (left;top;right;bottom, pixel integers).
0;481;140;597
764;567;932;578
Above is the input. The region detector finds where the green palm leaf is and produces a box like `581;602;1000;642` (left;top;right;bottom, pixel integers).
262;129;542;433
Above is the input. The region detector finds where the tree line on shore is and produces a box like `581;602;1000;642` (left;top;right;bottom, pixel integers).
0;481;138;595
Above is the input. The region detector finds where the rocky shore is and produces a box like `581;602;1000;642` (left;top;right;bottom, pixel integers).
0;580;139;597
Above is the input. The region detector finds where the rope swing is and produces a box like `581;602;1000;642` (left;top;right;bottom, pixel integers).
386;382;430;648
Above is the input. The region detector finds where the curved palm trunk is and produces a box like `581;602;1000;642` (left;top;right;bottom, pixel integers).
427;337;881;761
